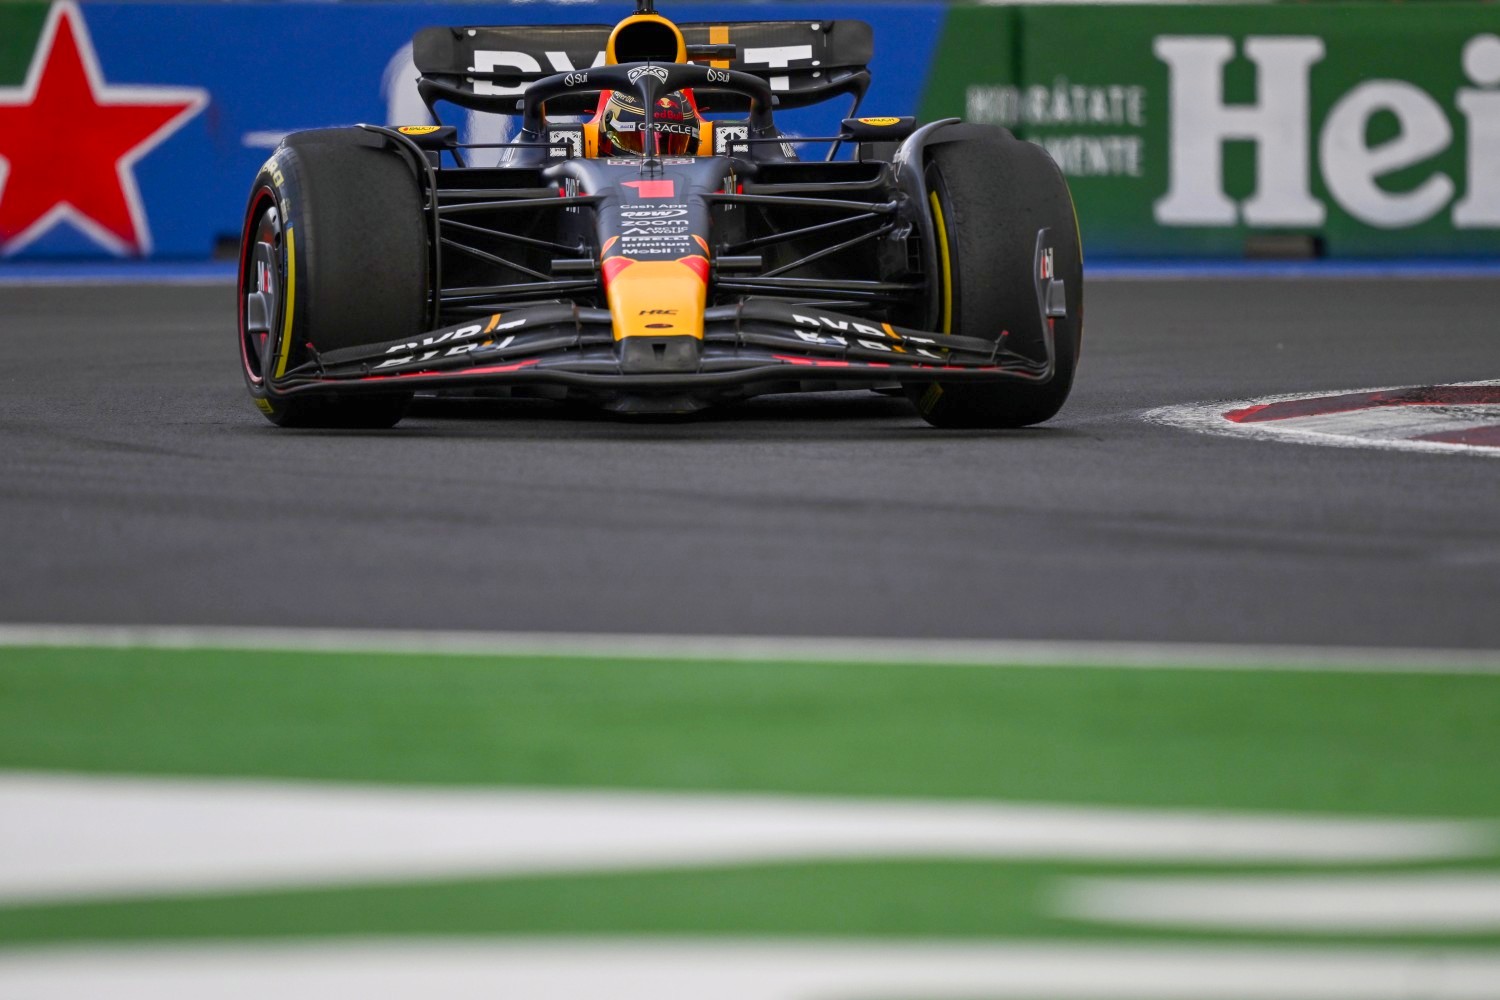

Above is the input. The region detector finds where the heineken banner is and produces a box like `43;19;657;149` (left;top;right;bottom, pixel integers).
922;4;1500;257
0;0;1496;261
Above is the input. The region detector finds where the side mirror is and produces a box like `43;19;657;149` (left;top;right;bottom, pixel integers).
393;124;458;149
841;116;916;142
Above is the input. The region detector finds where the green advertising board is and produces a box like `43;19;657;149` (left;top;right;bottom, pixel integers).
0;4;47;87
922;4;1500;258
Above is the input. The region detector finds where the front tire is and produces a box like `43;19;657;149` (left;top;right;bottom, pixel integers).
911;124;1083;429
237;131;427;428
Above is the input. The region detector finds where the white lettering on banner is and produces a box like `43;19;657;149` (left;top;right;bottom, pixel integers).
742;45;813;91
1455;35;1500;227
1154;36;1326;227
1456;91;1500;227
967;82;1146;130
1153;33;1500;230
1320;82;1453;228
1034;135;1143;177
965;81;1149;178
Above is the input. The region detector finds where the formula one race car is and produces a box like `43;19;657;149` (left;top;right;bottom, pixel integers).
237;0;1082;428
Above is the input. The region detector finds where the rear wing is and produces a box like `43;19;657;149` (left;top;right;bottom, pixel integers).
412;20;874;117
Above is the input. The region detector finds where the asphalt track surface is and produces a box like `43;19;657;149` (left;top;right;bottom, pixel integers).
1;278;1497;649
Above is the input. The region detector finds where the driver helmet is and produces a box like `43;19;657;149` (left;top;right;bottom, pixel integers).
602;90;699;156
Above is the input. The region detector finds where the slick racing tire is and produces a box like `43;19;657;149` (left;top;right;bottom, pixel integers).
238;130;427;428
910;124;1083;429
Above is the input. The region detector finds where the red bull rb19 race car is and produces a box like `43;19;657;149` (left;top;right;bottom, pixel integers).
237;1;1083;428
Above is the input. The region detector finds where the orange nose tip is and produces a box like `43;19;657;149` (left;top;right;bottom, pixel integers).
604;256;709;341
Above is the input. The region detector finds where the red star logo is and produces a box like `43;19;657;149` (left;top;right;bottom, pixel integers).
0;2;207;256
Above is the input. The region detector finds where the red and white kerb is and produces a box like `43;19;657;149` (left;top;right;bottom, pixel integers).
1146;382;1500;457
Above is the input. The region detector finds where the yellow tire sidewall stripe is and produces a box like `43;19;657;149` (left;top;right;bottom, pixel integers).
273;225;297;380
928;190;953;336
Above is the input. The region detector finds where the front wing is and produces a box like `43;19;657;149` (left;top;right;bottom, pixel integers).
266;297;1055;399
269;228;1067;402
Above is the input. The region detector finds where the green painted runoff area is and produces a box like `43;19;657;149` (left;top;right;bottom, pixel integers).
2;647;1498;813
1;646;1496;948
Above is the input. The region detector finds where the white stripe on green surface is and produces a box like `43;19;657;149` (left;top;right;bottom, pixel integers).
1;623;1497;674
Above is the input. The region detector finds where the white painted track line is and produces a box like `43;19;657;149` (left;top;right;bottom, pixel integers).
1059;873;1500;934
3;939;1500;1000
6;773;1487;905
1;624;1498;674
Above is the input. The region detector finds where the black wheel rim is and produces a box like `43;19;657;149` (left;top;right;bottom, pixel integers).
240;190;282;385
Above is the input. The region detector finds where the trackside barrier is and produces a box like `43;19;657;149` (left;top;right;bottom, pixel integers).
0;1;1495;261
921;4;1500;258
0;1;946;260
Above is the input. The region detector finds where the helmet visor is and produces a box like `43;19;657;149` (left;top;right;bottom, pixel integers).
604;92;697;156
